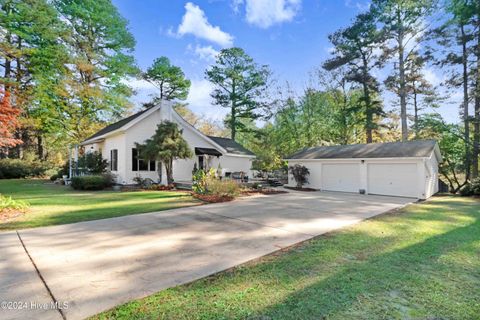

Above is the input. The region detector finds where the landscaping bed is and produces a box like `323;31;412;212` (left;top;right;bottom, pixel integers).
192;193;234;203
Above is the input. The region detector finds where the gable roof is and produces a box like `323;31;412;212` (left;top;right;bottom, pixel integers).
287;140;439;160
83;108;151;142
207;136;255;156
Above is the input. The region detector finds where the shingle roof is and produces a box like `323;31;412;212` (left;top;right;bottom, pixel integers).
287;140;437;160
207;136;255;156
83;108;150;142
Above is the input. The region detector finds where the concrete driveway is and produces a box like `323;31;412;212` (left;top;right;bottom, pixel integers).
0;190;413;320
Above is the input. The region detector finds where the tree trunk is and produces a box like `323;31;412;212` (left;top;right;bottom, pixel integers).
166;158;174;185
398;32;408;141
413;85;418;138
37;133;44;160
473;24;480;179
363;80;373;144
462;24;471;180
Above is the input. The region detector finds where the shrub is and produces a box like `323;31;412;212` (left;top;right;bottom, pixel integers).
207;178;240;197
192;169;208;194
76;151;108;174
460;178;480;196
289;164;310;188
71;174;114;191
0;159;53;179
0;194;29;211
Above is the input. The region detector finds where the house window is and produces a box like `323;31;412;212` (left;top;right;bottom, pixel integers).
132;148;155;171
110;149;118;171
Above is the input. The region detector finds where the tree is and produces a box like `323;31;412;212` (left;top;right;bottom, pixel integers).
324;11;385;143
289;164;310;189
432;0;476;180
206;47;271;141
143;57;191;101
417;114;467;193
0;89;22;147
384;53;437;137
372;0;435;141
136;121;192;185
54;0;138;142
0;0;67;158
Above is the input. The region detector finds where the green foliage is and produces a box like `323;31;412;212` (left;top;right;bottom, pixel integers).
53;0;139;142
77;152;108;174
324;11;385;143
144;56;191;101
192;169;208;194
0;194;29;211
192;168;240;197
136;121;193;185
0;159;52;179
417;114;466;193
70;174;113;190
206;178;240;198
206;47;271;141
460;178;480;196
289;164;310;188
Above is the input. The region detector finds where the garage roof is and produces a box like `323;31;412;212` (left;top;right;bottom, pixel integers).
287;140;439;160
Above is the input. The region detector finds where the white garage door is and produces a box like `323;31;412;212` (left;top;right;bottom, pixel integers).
322;163;361;193
368;163;418;198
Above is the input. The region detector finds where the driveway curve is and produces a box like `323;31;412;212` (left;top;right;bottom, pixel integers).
0;190;413;320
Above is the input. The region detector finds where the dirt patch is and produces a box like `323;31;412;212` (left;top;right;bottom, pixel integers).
284;186;317;192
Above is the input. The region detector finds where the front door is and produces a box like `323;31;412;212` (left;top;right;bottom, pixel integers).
198;155;205;170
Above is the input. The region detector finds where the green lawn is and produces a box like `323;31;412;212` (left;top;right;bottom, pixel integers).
0;179;200;231
94;196;480;320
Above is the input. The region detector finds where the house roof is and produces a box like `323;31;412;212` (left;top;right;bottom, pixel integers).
207;136;255;156
84;108;151;142
287;140;439;160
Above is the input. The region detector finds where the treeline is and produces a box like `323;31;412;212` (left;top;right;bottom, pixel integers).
0;0;137;163
235;0;479;192
1;0;479;192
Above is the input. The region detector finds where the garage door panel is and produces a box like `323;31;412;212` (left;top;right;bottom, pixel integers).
367;163;418;198
322;163;360;193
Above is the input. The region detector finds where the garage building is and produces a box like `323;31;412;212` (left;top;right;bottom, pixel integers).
286;140;442;199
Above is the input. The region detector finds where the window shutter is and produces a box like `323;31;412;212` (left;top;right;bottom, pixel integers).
132;148;138;171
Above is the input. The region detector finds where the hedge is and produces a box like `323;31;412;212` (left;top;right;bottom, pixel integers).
70;175;114;191
0;159;53;179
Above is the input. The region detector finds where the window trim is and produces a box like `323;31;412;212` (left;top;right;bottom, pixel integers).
110;149;118;171
132;148;156;172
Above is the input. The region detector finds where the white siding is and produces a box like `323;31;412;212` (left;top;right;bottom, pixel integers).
91;104;254;185
288;156;439;199
322;163;361;192
367;162;419;198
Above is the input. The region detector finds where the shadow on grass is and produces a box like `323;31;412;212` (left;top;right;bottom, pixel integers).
251;203;480;319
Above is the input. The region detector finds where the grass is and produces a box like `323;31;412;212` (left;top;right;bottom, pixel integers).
93;196;480;320
0;179;200;231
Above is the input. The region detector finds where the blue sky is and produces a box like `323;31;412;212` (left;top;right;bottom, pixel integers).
113;0;457;124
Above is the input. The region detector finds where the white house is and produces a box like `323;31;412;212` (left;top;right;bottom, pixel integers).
79;101;255;185
285;140;442;199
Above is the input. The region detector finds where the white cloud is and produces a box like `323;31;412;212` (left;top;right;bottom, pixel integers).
234;0;301;28
177;2;233;47
423;68;442;86
192;45;219;62
186;79;227;120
